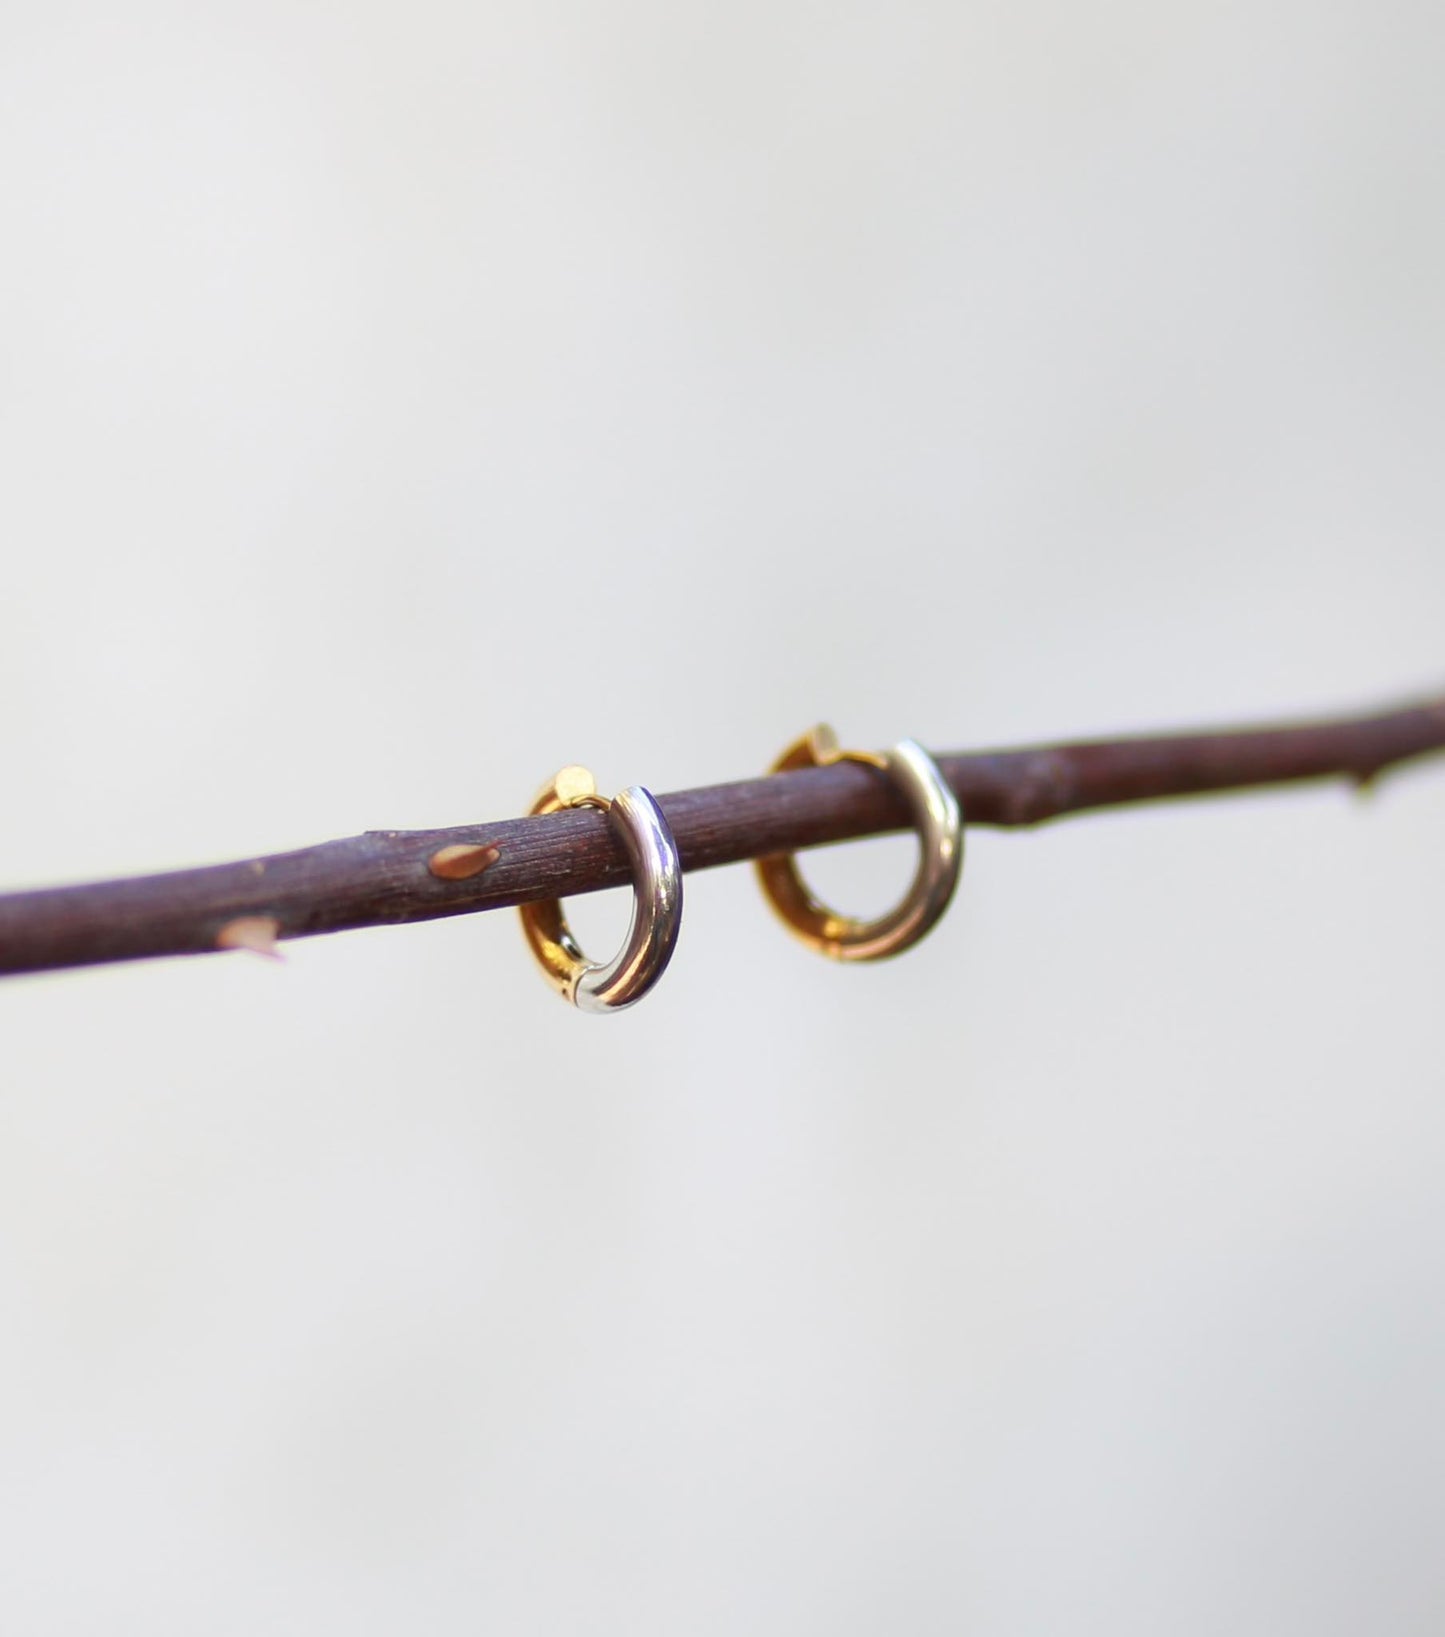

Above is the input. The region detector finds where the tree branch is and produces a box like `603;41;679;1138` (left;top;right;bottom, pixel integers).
2;689;1443;978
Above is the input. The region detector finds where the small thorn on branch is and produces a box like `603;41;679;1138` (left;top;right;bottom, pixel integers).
428;843;501;882
216;916;283;960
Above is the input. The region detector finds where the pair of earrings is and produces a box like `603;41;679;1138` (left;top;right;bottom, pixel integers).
519;726;964;1013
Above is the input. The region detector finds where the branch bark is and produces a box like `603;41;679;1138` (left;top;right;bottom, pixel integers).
2;690;1443;977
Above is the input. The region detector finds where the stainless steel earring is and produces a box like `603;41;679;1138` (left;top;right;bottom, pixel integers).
755;725;963;960
518;765;682;1012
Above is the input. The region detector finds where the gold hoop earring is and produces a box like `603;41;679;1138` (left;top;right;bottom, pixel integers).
755;725;962;961
519;766;682;1012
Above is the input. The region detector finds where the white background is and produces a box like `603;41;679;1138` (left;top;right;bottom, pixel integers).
1;2;1443;1630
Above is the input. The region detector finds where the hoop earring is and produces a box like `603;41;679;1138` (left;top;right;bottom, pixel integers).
755;725;962;961
518;766;683;1012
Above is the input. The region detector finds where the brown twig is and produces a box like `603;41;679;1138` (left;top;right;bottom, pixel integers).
2;690;1443;978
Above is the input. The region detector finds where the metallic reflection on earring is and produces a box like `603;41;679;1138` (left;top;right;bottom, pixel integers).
755;725;963;961
518;766;682;1012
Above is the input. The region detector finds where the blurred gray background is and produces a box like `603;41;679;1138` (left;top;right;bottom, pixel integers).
1;2;1443;1631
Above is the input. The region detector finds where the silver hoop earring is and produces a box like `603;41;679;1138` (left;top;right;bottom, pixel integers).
519;766;683;1012
756;725;963;960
